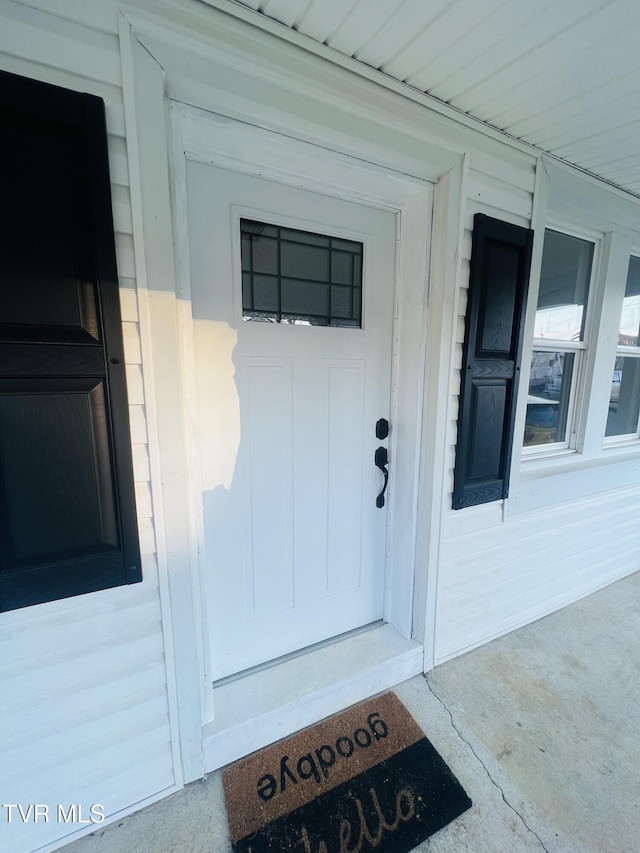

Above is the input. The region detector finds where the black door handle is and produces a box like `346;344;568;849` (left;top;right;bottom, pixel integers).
375;446;389;508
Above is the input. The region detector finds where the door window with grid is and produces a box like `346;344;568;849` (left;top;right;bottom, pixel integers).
240;219;363;327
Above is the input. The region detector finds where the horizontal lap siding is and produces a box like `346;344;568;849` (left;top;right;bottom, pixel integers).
0;579;172;853
436;488;640;662
0;4;175;852
436;149;639;663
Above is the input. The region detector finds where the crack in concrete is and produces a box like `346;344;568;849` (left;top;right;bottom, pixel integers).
424;674;551;853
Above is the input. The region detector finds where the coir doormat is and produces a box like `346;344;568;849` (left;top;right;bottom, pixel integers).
222;692;472;853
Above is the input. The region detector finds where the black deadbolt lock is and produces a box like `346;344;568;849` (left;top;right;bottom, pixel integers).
376;418;389;440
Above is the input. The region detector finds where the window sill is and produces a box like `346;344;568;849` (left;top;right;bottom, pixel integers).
603;435;640;451
520;442;640;479
519;447;579;476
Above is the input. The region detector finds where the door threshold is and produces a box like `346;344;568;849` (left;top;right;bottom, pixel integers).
212;619;385;689
202;622;423;771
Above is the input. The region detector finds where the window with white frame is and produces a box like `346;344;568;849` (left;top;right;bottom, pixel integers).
523;228;596;450
605;254;640;440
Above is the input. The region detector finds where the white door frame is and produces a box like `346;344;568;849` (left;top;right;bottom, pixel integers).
119;7;465;780
172;100;426;705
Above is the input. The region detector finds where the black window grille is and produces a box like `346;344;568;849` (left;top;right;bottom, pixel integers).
240;219;363;327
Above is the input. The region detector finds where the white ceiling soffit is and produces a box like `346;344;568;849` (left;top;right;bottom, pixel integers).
214;0;640;200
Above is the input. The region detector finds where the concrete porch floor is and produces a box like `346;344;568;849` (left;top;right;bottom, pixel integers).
60;571;640;853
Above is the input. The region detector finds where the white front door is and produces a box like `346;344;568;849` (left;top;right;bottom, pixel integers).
185;159;397;681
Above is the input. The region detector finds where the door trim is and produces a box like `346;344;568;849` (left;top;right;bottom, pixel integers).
120;11;464;780
172;100;431;717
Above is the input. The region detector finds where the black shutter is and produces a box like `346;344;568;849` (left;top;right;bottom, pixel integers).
0;70;141;611
453;214;533;510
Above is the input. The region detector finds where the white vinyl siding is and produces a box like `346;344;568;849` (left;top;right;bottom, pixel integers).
436;486;640;663
437;158;640;665
0;585;173;853
0;4;177;852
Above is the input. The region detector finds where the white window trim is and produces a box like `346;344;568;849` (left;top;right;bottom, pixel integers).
603;250;640;446
507;160;640;516
522;220;602;460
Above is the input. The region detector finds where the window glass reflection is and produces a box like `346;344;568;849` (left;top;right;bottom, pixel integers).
605;357;640;437
619;256;640;347
524;350;574;447
240;219;363;327
534;230;594;341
